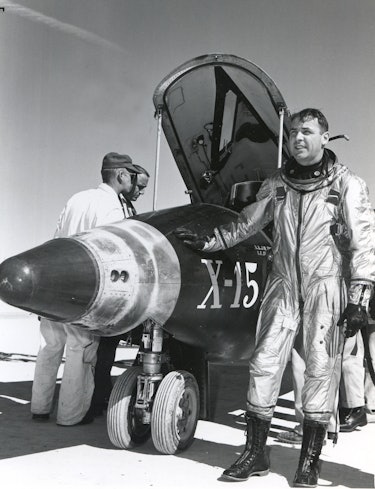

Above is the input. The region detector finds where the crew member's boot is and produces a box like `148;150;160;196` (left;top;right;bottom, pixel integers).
221;412;270;481
340;406;367;432
293;420;327;488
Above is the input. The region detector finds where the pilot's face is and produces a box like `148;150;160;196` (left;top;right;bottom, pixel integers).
288;117;329;166
130;173;149;201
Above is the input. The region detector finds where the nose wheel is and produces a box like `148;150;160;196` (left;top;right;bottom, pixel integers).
151;370;200;454
107;368;200;454
107;366;151;449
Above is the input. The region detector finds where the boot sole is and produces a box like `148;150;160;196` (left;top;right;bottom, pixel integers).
340;420;367;432
293;483;317;488
221;469;270;481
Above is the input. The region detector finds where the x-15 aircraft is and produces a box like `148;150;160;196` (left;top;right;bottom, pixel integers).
0;54;291;454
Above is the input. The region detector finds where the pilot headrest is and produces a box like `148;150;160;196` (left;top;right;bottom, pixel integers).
102;152;143;174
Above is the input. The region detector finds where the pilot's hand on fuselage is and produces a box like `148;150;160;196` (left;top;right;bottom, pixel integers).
338;303;368;338
173;227;209;251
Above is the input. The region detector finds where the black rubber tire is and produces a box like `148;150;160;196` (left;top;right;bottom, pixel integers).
107;366;150;448
151;370;200;454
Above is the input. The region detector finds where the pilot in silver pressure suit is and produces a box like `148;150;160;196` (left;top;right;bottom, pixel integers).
175;108;375;488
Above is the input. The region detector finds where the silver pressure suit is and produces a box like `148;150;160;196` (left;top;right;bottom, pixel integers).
206;150;375;423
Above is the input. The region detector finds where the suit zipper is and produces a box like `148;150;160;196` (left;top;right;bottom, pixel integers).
296;193;304;315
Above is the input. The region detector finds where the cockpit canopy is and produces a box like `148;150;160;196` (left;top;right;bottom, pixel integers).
153;54;290;208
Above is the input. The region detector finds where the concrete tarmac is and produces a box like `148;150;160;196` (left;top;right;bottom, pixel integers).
0;314;374;489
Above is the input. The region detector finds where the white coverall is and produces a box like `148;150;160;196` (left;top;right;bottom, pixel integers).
340;320;375;412
206;151;375;423
340;332;366;409
31;183;127;425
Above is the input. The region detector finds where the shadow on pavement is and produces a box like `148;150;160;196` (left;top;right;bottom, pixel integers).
0;380;114;459
0;362;373;489
175;440;374;488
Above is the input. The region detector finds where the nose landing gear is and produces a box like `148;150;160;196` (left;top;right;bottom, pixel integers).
106;320;200;454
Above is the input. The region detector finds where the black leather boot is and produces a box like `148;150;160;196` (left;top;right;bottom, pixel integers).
293;420;327;488
221;412;270;481
340;406;367;432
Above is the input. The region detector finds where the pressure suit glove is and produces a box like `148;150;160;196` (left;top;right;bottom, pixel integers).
338;282;373;338
338;303;368;338
174;227;210;251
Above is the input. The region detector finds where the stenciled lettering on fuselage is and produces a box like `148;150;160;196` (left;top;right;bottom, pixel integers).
197;259;259;309
254;244;269;256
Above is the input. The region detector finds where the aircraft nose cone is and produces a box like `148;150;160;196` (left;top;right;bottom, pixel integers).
0;257;34;305
0;238;99;321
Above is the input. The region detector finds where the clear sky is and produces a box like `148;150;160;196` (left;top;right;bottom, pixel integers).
1;0;374;266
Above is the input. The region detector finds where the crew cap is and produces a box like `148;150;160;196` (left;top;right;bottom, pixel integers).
102;152;143;173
